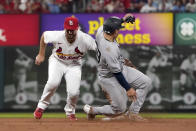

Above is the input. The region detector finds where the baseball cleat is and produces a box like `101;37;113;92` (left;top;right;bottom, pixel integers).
67;114;77;121
129;113;148;122
34;108;44;119
83;104;96;120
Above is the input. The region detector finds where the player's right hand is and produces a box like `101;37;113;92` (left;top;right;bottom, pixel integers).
127;88;137;102
35;54;45;65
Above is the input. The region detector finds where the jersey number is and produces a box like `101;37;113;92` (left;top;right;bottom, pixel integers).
96;48;101;63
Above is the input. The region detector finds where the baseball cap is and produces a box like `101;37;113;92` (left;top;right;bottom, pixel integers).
64;16;79;30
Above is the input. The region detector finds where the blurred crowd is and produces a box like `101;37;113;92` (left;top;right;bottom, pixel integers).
0;0;196;14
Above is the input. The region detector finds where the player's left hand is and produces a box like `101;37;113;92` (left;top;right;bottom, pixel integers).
127;88;137;102
35;54;45;65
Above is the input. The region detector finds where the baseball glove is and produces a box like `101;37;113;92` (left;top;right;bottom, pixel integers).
124;16;135;24
124;58;137;69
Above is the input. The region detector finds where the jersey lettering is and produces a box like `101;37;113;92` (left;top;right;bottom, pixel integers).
57;54;82;60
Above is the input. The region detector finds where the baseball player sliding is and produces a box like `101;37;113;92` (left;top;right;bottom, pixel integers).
34;16;97;120
83;14;152;121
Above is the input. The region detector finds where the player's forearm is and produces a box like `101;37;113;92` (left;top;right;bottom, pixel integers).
38;34;46;56
113;72;131;91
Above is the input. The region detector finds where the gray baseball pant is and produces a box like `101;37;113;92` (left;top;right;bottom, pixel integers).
92;66;152;115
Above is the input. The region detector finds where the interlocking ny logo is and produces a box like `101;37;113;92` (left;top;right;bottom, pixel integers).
69;20;73;26
0;29;6;42
180;22;194;36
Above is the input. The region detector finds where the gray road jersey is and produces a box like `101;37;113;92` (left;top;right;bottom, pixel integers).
96;26;124;78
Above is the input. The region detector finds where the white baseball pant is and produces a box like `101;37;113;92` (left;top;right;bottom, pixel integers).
37;55;81;115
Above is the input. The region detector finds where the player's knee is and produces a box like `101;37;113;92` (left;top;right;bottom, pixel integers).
119;104;127;113
46;81;59;90
145;76;152;91
112;102;127;114
68;89;80;98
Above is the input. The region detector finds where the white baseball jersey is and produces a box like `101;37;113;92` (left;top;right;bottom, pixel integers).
44;30;97;65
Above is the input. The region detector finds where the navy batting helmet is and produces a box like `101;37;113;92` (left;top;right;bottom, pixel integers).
103;17;124;35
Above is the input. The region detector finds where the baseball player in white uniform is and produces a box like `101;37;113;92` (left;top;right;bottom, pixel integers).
34;16;97;120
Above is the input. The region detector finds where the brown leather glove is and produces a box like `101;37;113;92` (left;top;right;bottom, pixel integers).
124;58;136;69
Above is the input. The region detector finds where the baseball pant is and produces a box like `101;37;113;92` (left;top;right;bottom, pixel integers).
92;65;152;115
37;56;81;115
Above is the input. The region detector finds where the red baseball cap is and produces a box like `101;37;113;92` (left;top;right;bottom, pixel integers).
64;16;79;30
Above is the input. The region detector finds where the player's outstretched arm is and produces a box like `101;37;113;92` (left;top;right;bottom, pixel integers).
35;33;46;65
113;72;137;102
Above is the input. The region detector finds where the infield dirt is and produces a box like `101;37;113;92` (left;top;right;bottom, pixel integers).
0;118;195;131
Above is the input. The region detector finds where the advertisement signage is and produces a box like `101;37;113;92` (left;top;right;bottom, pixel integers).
175;14;196;45
41;13;173;45
0;15;39;46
